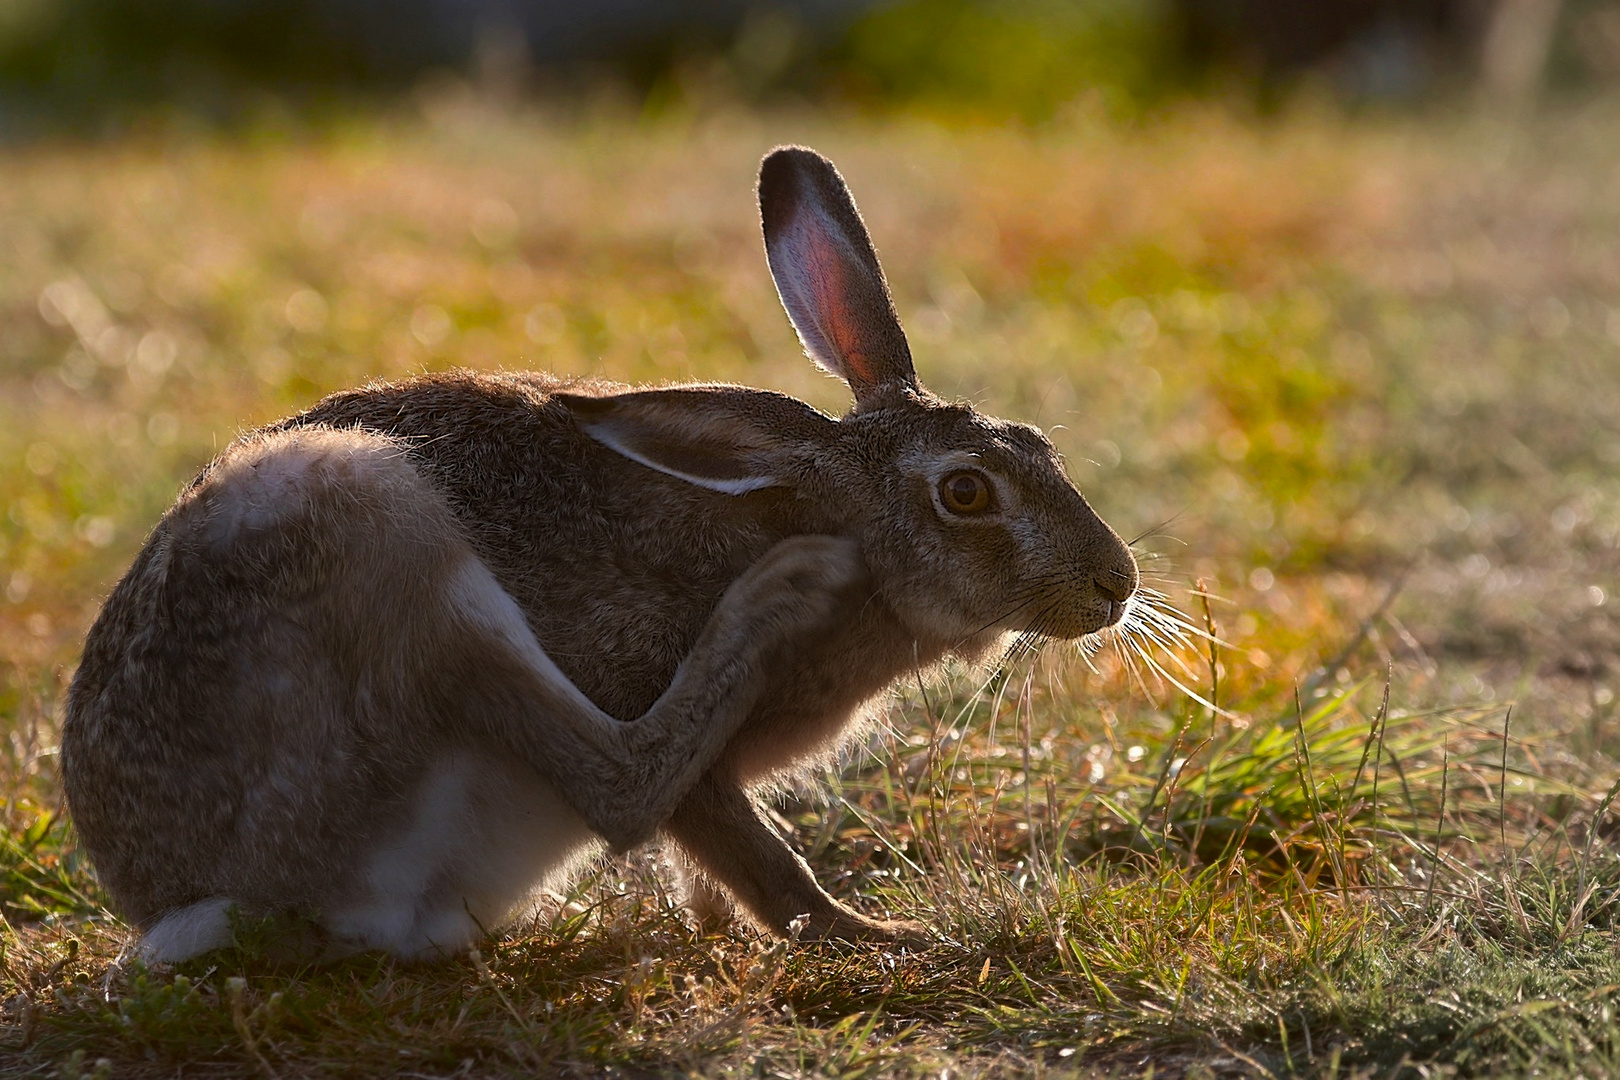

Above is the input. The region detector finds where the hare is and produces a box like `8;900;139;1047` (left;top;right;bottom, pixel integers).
62;146;1139;964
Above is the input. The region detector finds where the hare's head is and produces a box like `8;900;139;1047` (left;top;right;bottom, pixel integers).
562;146;1137;654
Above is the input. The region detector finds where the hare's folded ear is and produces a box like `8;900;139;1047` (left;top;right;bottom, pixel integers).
758;146;918;404
557;387;834;495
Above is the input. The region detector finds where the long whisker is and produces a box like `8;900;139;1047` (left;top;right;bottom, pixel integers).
1117;634;1157;702
1131;588;1229;648
1130;510;1189;547
947;561;1241;728
1100;601;1244;720
1129;638;1241;719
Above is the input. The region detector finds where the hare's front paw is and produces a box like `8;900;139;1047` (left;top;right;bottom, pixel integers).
726;535;869;642
798;907;934;948
753;534;867;598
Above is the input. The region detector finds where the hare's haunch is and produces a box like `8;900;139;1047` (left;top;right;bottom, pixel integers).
63;147;1139;962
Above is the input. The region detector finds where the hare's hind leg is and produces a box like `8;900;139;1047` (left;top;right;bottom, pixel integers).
320;535;865;958
434;533;867;853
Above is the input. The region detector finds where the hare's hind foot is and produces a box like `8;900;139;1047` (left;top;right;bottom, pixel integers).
138;897;236;963
796;908;934;948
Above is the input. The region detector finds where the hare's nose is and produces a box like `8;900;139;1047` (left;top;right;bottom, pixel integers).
1093;570;1134;605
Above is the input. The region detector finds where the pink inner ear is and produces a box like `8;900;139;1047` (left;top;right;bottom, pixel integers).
800;224;878;389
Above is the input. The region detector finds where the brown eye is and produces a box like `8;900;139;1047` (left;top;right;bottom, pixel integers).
939;470;992;515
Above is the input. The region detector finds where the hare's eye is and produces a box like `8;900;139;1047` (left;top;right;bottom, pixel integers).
939;470;992;515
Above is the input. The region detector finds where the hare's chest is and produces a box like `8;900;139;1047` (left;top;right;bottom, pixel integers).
719;596;935;784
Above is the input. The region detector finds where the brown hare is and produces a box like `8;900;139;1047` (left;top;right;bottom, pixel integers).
62;146;1139;963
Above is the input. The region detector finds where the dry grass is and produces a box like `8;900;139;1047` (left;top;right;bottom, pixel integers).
1;92;1619;1076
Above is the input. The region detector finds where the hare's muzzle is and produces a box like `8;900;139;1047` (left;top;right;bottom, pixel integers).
1093;567;1134;627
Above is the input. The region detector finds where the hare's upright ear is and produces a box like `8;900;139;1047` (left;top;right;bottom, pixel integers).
758;146;918;403
557;387;834;495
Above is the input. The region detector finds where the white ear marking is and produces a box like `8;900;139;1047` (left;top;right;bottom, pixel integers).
579;421;782;496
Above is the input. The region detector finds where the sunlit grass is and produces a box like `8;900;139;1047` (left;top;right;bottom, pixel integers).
2;96;1619;1075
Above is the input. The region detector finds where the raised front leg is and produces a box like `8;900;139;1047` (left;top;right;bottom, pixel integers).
664;772;931;944
445;535;867;851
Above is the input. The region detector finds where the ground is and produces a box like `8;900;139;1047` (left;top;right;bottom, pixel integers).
1;93;1619;1076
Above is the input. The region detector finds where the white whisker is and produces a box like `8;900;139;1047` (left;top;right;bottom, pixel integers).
1075;578;1245;720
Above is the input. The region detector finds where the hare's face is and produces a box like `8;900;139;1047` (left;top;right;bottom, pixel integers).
846;401;1138;652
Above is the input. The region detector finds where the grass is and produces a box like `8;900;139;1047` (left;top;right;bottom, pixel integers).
2;92;1620;1075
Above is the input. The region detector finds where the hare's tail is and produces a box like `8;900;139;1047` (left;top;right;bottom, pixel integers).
139;897;234;963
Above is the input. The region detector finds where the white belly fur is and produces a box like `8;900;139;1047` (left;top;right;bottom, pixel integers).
325;750;601;960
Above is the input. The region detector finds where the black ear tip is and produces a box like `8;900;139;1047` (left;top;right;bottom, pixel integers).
760;144;826;174
759;145;839;204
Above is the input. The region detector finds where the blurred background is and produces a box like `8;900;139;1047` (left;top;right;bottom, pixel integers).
1;0;1617;128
